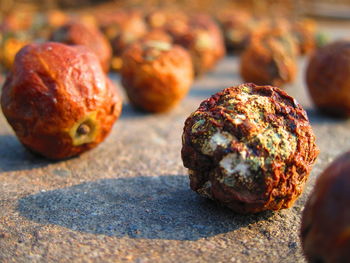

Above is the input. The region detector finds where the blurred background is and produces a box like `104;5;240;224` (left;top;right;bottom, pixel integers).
1;0;350;17
0;0;349;79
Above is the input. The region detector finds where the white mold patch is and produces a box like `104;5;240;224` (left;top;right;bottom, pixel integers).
219;152;254;187
220;153;249;175
202;131;235;155
232;114;246;125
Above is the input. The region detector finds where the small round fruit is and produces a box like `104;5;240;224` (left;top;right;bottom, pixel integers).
121;40;193;113
292;18;317;55
240;27;298;87
1;42;122;159
170;14;226;76
181;83;319;214
306;40;350;117
50;21;112;72
301;151;350;263
217;10;263;53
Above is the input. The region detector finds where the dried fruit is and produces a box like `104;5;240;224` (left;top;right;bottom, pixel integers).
168;14;226;76
181;83;318;213
292;18;317;55
217;10;264;53
1;42;122;159
121;40;193;113
240;27;298;87
96;10;147;72
50;21;112;72
306;40;350;117
301;151;350;263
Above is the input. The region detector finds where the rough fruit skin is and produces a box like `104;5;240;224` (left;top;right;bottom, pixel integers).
1;42;122;160
240;27;297;87
306;40;350;117
50;21;112;72
181;83;318;214
121;41;193;113
301;152;350;263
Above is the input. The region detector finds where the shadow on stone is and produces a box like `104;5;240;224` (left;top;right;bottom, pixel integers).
188;88;221;99
18;175;273;241
0;134;52;172
306;108;347;125
119;103;151;119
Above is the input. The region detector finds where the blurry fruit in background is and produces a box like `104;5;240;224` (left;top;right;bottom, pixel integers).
167;13;226;76
1;10;34;32
217;9;266;53
306;40;350;117
240;24;298;87
95;9;147;71
0;34;30;70
292;18;318;55
138;29;172;43
50;21;112;72
121;40;193;113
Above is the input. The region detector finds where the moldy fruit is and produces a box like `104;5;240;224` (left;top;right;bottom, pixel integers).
121;40;193;113
1;42;122;159
306;40;350;117
301;151;350;263
181;83;318;213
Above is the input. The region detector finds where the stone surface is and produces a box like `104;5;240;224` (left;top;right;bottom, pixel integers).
1;21;350;263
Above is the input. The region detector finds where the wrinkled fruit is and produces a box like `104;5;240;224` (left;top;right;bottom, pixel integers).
181;83;318;213
1;42;122;159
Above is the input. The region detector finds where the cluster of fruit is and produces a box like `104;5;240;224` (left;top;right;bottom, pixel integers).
0;6;325;113
1;4;350;263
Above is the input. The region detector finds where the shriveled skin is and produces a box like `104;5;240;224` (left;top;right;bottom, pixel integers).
1;42;122;160
240;27;297;87
306;40;350;117
181;83;318;214
121;41;193;113
50;21;112;72
168;14;226;76
301;152;350;263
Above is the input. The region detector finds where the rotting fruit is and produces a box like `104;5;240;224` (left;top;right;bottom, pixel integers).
301;151;350;263
121;40;193;113
181;83;319;214
306;40;350;117
1;42;122;159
